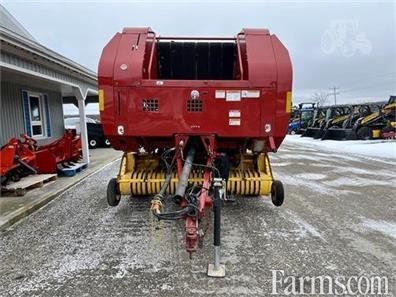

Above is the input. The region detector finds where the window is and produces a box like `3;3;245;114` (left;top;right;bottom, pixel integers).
22;91;51;139
29;95;45;137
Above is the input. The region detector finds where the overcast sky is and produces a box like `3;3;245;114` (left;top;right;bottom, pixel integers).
2;0;396;113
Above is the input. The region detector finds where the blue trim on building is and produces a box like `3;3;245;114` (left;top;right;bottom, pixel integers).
21;90;32;136
43;94;51;137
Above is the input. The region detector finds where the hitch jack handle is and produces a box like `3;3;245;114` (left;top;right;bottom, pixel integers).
207;178;225;278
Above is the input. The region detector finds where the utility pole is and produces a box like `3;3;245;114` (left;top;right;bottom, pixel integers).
329;86;340;105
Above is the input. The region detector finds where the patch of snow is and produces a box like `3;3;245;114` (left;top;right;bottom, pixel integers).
292;216;325;240
276;153;328;162
294;173;327;180
335;166;396;179
284;135;396;161
323;176;393;187
283;211;325;241
361;219;396;240
272;161;293;167
336;167;373;175
278;173;355;196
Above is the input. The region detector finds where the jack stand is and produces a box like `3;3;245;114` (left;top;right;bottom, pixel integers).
207;246;225;278
207;178;225;278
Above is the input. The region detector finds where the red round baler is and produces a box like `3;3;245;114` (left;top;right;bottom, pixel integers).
98;27;292;275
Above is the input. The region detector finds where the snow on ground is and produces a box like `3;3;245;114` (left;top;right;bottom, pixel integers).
323;176;394;188
360;219;396;240
284;135;396;160
277;172;356;196
294;173;327;180
285;211;325;241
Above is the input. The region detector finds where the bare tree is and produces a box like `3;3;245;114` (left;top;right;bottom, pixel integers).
311;92;330;107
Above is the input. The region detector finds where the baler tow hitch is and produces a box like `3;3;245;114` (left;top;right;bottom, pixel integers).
108;139;285;277
148;140;226;277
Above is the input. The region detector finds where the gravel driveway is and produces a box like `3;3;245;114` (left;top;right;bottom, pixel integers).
1;138;395;296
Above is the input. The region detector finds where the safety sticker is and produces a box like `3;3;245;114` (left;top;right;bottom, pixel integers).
229;110;241;117
215;90;226;99
226;90;241;101
241;90;260;98
229;118;241;126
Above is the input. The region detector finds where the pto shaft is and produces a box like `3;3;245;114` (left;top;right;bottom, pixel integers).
174;146;196;200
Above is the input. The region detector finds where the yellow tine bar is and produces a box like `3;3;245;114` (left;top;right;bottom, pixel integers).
117;166;273;196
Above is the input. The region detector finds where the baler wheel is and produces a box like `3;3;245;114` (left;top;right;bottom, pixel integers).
271;180;284;207
107;178;121;207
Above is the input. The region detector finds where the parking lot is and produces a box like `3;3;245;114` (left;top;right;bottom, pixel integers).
0;137;395;296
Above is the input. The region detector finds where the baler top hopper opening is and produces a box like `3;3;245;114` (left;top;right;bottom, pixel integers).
156;40;238;80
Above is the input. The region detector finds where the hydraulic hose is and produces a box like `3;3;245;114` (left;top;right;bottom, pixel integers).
151;148;177;215
153;172;172;203
151;145;197;220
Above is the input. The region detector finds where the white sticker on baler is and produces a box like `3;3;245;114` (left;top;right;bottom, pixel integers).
229;110;241;117
241;90;260;98
215;90;226;99
226;90;241;101
229;118;241;126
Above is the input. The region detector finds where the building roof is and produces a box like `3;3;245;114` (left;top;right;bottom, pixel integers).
0;4;97;83
0;5;37;42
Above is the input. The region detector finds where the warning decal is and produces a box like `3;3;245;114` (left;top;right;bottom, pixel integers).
229;118;241;126
226;90;241;101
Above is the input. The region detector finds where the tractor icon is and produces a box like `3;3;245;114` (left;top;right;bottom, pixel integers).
321;20;372;57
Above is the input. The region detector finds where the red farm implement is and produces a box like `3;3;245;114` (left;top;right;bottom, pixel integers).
98;27;292;276
0;131;82;185
0;137;37;185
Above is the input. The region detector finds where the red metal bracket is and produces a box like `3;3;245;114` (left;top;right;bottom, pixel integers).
184;134;216;254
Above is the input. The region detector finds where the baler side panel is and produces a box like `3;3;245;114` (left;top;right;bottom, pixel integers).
243;30;278;149
244;31;277;86
113;32;146;84
271;35;293;148
98;33;122;137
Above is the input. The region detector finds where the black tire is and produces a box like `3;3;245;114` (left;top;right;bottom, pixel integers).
107;178;121;207
89;138;97;149
271;180;284;207
104;139;111;147
356;126;372;140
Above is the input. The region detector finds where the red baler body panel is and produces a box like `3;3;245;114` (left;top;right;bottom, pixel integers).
98;28;292;152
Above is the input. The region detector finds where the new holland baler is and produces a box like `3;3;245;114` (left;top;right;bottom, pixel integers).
98;28;292;277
